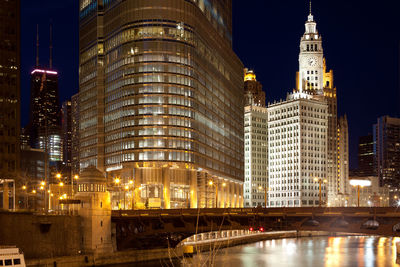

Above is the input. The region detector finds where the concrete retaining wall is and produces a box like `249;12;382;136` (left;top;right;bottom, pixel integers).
0;211;82;259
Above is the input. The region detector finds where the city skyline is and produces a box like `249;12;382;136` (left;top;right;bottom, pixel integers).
19;1;400;171
2;1;400;265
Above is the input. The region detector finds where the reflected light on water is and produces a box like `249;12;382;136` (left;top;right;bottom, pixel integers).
325;237;343;267
285;241;297;255
392;237;400;265
378;237;388;267
365;237;375;267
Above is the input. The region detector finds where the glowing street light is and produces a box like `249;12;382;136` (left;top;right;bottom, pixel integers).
350;179;372;207
40;181;46;186
59;182;64;187
115;178;120;185
56;173;61;179
22;185;27;190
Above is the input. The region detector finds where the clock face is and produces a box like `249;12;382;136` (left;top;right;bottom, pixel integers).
308;57;317;66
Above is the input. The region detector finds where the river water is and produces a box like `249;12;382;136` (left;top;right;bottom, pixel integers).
113;236;400;266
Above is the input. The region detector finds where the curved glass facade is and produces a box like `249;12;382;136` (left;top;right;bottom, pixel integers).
79;0;243;208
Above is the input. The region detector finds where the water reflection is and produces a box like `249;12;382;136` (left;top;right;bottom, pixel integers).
184;236;400;267
106;236;400;267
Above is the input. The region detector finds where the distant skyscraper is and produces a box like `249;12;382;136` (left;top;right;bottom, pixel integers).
61;100;72;177
28;69;62;162
268;94;328;207
26;26;62;164
71;93;80;176
374;116;400;188
79;0;244;209
335;115;349;206
358;134;375;177
0;0;20;182
244;69;265;107
244;105;268;207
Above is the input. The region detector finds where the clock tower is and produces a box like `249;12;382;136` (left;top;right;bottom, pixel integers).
298;4;324;93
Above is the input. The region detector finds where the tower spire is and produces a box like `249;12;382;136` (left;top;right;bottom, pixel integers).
49;22;53;69
307;0;314;22
36;24;39;67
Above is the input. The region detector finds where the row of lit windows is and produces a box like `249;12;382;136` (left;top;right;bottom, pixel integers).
78;183;106;193
106;73;194;93
105;151;194;164
106;85;193;103
106;53;193;75
107;63;194;83
105;25;195;52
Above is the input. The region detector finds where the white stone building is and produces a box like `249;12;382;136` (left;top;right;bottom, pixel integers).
244;105;268;207
268;94;328;207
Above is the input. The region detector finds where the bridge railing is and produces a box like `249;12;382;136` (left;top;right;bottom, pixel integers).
112;206;400;217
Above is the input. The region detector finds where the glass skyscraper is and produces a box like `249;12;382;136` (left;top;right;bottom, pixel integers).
79;0;244;209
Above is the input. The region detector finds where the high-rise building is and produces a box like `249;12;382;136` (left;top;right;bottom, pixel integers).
295;6;338;205
26;26;62;164
244;105;268;207
79;0;244;209
0;0;20;182
244;69;265;107
268;94;328;207
61;100;72;178
71;93;80;176
358;134;375;177
335;115;349;206
27;68;62;163
374;116;400;189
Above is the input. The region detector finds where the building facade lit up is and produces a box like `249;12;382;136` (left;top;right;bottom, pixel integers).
294;6;342;206
79;0;244;209
334;115;350;206
374;116;400;205
268;95;328;207
243;70;268;207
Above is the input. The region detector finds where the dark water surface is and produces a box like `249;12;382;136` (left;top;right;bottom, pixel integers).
111;236;400;267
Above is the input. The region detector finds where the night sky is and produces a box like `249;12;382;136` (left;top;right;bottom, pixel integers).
20;1;400;169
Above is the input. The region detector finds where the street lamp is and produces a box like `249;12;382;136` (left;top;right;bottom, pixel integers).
258;186;268;207
314;178;327;207
124;185;129;209
22;185;27;209
56;173;61;179
350;179;372;207
71;174;79;197
114;178;121;209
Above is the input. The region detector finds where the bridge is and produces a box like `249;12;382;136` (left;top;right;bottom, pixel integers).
112;207;400;250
